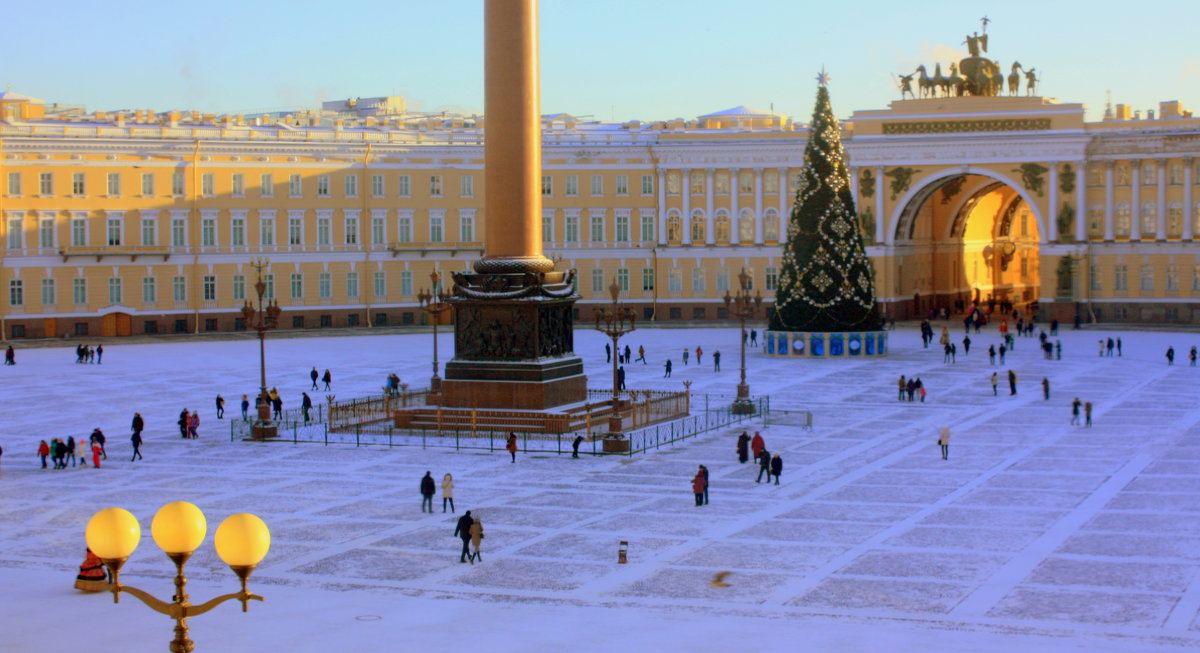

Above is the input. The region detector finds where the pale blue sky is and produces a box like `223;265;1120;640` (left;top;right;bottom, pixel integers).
7;0;1198;122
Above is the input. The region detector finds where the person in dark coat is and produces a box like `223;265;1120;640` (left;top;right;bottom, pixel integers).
241;394;250;419
663;359;672;378
617;366;626;390
322;368;332;390
713;350;721;371
756;448;771;483
301;392;313;423
420;471;436;513
1007;369;1017;395
770;453;783;485
736;431;750;463
53;439;68;469
623;345;631;365
572;435;584;458
310;366;319;390
700;465;709;504
506;433;518;463
131;412;144;441
4;345;14;365
272;395;283;420
65;436;77;468
454;511;474;562
1166;346;1175;366
1042;377;1050;400
130;430;143;461
215;394;225;419
691;469;706;506
95;344;104;364
178;408;189;438
90;428;107;459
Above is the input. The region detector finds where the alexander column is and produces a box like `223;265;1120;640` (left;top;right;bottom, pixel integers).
439;0;586;410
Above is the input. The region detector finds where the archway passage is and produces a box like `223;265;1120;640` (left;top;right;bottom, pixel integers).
891;174;1041;318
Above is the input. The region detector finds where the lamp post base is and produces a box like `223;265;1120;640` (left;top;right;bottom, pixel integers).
601;436;630;453
250;423;278;440
732;384;756;414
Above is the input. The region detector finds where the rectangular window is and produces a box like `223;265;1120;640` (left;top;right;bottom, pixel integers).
541;175;553;196
460;175;474;198
172;218;186;247
692;268;706;292
319;272;331;299
202;275;216;301
400;270;413;296
739;172;753;194
201;173;214;196
232;274;245;301
231;216;245;247
373;271;385;297
716;173;730;195
264;274;274;300
346;272;359;298
1140;265;1154;291
765;267;779;291
371;174;384;198
72;278;87;304
106;218;121;246
640;215;655;242
291;273;303;299
742;269;755;291
288;216;302;245
105;170;120;196
141;173;155;197
430;213;444;242
591;268;605;293
345;216;358;245
1193;266;1200;291
40;172;53;196
289;174;302;197
590;214;604;242
615;215;629;242
172;276;186;302
460;213;475;242
317;216;331;245
565;214;579;242
642;268;655;291
41;278;55;305
690;173;705;195
617;268;630;291
398;215;412;243
667;174;680;194
668;269;682;293
260;173;274;197
372;215;385;244
7;172;20;196
542;213;553;242
72;217;86;247
73;173;86;196
590;175;603;196
1090;265;1101;291
259;216;275;246
565;175;579;197
344;175;358;198
39;217;54;248
429;175;442;196
1167;265;1180;291
172;172;185;196
6;216;21;249
641;175;654;196
201;217;216;247
398;175;411;197
716;269;730;292
765;172;779;193
9;279;22;306
231;173;244;196
1114;265;1128;291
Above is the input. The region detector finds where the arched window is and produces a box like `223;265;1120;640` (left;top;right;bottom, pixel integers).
763;209;780;243
1114;201;1131;238
713;210;730;244
665;210;682;243
689;209;706;243
1167;202;1184;238
738;209;755;243
1140;201;1157;238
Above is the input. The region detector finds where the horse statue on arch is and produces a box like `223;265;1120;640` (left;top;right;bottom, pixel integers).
915;65;935;98
1008;62;1024;96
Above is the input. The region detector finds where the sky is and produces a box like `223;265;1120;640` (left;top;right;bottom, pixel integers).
5;0;1198;123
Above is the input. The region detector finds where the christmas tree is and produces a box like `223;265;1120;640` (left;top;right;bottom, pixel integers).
769;77;883;333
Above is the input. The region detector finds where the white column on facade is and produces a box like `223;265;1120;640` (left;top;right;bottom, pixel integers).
705;168;715;245
1130;160;1141;241
874;165;886;243
729;167;740;245
656;169;667;245
1074;161;1087;242
681;168;692;246
1184;158;1195;241
776;167;788;242
753;168;764;246
1104;161;1115;241
1047;162;1059;242
1156;159;1167;240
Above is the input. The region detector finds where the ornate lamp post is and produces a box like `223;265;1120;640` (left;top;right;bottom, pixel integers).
417;270;452;393
85;501;270;652
723;268;763;414
593;278;636;449
240;258;280;439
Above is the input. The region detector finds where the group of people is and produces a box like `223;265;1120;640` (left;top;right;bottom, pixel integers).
453;510;484;564
309;367;333;391
420;471;457;513
1098;337;1123;357
734;431;783;485
177;408;200;438
1070;397;1095;426
37;428;108;469
73;344;103;364
897;375;927;402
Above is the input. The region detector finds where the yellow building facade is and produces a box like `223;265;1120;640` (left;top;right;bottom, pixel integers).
1;91;1198;339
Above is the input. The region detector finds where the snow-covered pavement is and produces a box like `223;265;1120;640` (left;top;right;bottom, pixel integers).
2;323;1199;652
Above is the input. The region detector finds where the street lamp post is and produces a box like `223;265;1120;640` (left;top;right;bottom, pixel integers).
723;268;763;415
417;270;452;393
240;258;280;439
85;502;270;652
593;278;636;448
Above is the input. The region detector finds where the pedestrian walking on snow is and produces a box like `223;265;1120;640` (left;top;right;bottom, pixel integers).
713;350;721;371
700;465;710;504
963;335;971;355
756;448;771;483
96;344;104;364
420;471;436;513
454;511;474;563
664;359;672;378
898;375;906;400
301;392;313;423
1085;401;1093;427
468;518;484;564
750;432;764;461
442;473;455;513
770;453;783;485
605;343;611;363
696;346;703;365
991;372;998;396
187;411;200;439
682;348;689;365
506;433;518;463
636;346;646;364
736;431;750;463
37;440;49;468
938;426;951;460
215;394;225;419
65;436;77;468
988;345;995;366
691;468;707;506
178;408;189;438
310;366;319;390
1166;346;1175;366
322;369;332;391
1042;377;1050;401
130;431;143;461
1007;370;1018;395
241;395;250;419
1071;398;1081;425
572;435;584;458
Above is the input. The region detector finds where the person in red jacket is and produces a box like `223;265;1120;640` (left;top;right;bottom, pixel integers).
691;468;707;506
505;433;518;463
750;432;765;461
37;440;50;468
91;441;103;468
